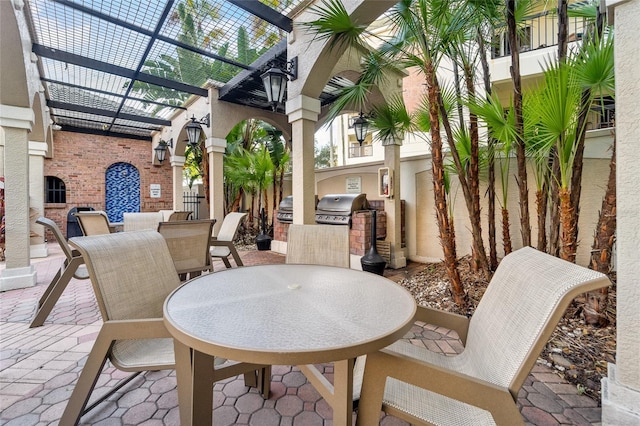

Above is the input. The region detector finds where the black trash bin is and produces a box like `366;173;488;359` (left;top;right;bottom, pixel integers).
67;206;94;239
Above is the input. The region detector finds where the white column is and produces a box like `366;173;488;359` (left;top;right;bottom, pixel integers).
286;95;320;224
601;0;640;423
170;155;185;211
383;137;406;268
207;137;226;235
29;140;47;258
0;104;37;291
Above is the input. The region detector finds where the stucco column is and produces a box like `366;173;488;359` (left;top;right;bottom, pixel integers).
29;140;47;258
207;137;226;235
0;104;37;291
170;155;185;211
601;0;640;423
383;138;406;269
286;95;320;224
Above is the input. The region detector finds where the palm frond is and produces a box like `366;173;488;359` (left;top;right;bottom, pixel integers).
370;94;413;142
299;0;369;55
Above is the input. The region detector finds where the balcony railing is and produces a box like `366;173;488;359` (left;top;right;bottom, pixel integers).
492;11;587;58
349;144;373;158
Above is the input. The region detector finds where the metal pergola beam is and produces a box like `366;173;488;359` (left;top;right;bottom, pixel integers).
224;0;293;32
218;40;287;99
47;101;172;126
42;78;187;111
33;44;208;97
53;125;152;141
51;0;253;71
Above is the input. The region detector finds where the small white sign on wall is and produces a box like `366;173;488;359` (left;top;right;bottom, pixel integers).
346;176;361;193
150;184;161;198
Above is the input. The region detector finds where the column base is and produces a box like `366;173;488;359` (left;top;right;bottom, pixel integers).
388;247;407;269
601;363;640;425
0;265;37;292
30;242;48;259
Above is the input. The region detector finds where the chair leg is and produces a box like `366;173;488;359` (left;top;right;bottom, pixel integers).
221;257;232;268
258;366;271;398
354;354;387;426
59;330;113;425
242;366;271;398
230;248;243;267
30;257;83;328
37;267;63;308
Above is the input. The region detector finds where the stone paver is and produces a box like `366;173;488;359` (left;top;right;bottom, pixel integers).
0;242;602;424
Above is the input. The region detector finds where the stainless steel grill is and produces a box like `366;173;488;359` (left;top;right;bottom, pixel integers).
315;193;369;226
276;196;293;223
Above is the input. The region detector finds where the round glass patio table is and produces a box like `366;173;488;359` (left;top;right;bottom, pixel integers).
164;264;417;426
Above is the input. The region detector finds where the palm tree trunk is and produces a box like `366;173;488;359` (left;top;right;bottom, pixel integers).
559;187;577;263
230;188;244;213
536;185;548;252
558;0;568;62
477;31;498;271
437;71;490;279
425;59;466;308
506;0;532;247
463;63;484;274
585;138;615;326
501;207;512;255
549;153;562;256
201;140;210;206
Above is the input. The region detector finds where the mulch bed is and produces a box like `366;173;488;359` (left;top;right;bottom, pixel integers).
395;256;616;403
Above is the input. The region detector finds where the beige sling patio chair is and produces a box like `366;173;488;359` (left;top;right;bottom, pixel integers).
285;223;364;405
286;224;351;268
157;219;215;281
355;246;611;426
167;210;193;221
122;211;164;231
60;230;270;425
74;211;113;236
29;217;90;328
209;212;247;268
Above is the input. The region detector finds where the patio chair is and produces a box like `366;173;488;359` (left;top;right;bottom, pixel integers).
210;212;247;268
157;219;215;280
355;246;611;426
29;217;90;328
61;230;271;425
286;224;350;268
167;211;193;221
122;211;163;232
74;211;112;236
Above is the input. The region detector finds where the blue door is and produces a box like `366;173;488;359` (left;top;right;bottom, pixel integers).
105;162;140;223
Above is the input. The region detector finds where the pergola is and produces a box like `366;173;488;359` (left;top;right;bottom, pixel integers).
24;0;351;140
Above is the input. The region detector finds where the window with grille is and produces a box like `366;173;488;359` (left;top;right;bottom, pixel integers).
45;176;66;204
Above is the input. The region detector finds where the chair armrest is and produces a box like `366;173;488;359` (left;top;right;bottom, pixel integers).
210;240;234;248
100;318;170;340
413;305;470;344
361;348;523;425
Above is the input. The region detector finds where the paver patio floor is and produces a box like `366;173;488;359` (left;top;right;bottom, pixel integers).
0;242;601;425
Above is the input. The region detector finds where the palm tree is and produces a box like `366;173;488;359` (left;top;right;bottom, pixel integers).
505;0;533;248
304;0;510;307
468;93;516;255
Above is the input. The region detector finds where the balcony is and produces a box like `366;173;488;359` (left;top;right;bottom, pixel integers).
491;10;587;59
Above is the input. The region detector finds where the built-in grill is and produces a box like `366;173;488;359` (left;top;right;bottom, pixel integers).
277;195;294;223
315;193;369;227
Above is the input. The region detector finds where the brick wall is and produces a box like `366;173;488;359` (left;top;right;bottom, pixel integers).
43;131;173;238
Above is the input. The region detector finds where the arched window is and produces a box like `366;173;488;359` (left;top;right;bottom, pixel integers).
45;176;66;204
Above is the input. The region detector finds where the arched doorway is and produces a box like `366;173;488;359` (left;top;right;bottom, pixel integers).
105;162;140;222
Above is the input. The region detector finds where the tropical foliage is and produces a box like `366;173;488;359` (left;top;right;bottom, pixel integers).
304;0;615;311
